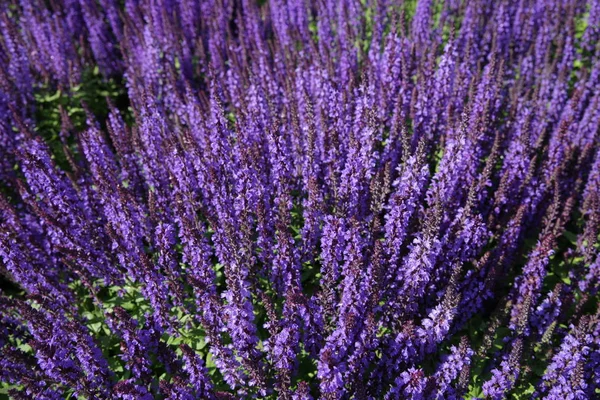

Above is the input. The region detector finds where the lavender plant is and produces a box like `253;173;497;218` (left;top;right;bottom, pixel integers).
1;0;599;399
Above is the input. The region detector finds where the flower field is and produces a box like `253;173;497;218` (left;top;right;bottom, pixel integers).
1;0;599;399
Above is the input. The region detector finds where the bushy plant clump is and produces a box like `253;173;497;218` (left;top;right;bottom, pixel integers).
1;0;599;399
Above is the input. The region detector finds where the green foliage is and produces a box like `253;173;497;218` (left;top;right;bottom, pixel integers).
33;67;130;171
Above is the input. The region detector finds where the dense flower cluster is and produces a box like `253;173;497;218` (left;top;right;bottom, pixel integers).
1;0;599;398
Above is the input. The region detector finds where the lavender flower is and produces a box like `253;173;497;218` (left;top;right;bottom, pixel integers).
0;0;599;397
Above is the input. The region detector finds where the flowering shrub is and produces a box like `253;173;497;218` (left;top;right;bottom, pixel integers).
1;0;599;398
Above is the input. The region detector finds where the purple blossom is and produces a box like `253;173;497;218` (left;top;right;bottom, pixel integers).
0;0;599;397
